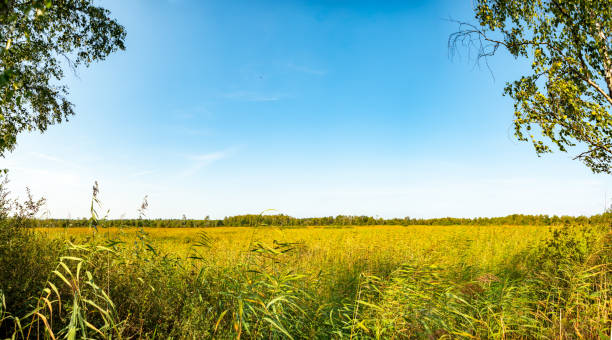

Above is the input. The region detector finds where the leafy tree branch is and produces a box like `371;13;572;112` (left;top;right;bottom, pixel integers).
451;0;612;173
0;0;125;156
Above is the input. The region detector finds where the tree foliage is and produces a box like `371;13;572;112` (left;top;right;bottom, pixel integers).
30;212;612;228
451;0;612;172
0;0;125;156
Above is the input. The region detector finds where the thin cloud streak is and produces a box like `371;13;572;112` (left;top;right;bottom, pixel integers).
287;63;327;75
179;148;237;178
31;152;63;162
131;170;156;177
222;91;284;102
29;152;85;170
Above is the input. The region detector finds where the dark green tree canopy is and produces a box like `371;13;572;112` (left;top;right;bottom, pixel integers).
0;0;125;156
451;0;612;173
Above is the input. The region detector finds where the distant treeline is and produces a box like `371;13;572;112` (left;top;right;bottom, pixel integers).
30;213;612;228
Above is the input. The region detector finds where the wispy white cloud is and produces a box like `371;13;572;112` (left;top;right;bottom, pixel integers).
131;170;156;177
223;91;284;102
179;148;237;177
172;105;213;120
29;151;85;170
176;126;213;136
190;151;231;163
31;152;63;163
287;63;327;76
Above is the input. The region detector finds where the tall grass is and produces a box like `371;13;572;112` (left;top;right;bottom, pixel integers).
0;180;610;338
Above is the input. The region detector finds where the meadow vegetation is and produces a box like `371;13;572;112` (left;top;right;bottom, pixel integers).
0;1;610;338
0;181;610;339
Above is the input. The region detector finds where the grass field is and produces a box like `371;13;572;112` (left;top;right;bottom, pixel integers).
36;225;553;272
1;223;610;339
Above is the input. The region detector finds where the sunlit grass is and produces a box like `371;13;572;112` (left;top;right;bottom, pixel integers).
36;224;554;276
5;224;605;339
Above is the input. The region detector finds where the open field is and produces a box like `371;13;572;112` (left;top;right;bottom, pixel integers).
36;225;554;272
0;223;603;338
3;0;612;339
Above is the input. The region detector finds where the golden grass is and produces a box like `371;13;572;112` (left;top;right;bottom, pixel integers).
13;224;607;338
36;224;553;273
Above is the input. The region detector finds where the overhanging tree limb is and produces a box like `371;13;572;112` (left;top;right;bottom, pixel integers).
451;0;612;173
0;0;125;156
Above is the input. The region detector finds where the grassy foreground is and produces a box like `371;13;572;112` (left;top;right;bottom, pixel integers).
1;223;610;339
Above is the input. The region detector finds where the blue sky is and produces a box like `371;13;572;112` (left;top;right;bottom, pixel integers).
2;0;612;219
